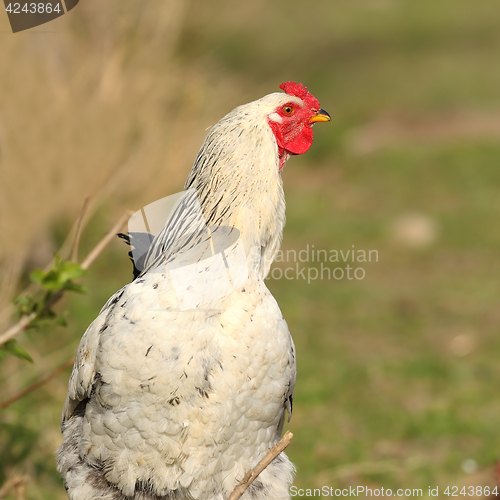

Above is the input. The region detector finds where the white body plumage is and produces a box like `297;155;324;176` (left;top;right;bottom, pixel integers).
57;86;328;500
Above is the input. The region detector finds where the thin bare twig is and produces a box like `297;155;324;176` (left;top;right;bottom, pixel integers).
0;314;37;350
0;356;75;411
80;211;132;270
71;197;91;263
0;211;131;347
228;431;293;500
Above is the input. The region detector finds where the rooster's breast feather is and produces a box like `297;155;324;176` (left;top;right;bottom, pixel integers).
60;268;296;497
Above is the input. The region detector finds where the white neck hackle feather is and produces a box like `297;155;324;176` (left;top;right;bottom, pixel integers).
185;92;303;278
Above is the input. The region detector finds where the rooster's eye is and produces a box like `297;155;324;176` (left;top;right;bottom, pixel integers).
282;105;295;116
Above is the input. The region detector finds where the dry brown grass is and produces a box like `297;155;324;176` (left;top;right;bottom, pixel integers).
0;0;245;314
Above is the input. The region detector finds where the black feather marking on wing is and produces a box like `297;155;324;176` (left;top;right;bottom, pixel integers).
118;232;154;280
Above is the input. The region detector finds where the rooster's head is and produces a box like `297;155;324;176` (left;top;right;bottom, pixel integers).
267;81;330;169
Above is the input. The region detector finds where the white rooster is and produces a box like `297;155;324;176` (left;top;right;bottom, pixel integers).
57;82;330;500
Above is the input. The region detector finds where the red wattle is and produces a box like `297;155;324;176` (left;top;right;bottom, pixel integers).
284;125;314;155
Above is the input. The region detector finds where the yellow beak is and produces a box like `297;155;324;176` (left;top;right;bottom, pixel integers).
309;108;331;124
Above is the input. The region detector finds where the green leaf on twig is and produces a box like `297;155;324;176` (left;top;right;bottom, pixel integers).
10;256;87;336
0;339;33;363
29;256;87;293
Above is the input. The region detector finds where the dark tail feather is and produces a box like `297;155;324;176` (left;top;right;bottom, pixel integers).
117;232;154;280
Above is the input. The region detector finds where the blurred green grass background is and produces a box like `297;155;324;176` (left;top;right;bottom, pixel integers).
1;0;500;498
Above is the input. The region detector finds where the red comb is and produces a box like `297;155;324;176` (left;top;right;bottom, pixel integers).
279;81;320;108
